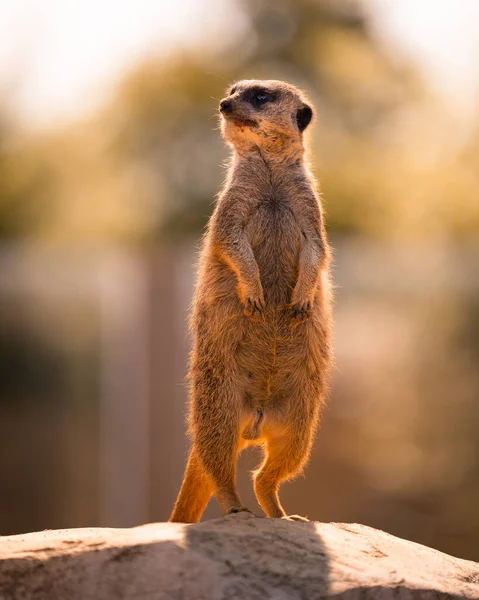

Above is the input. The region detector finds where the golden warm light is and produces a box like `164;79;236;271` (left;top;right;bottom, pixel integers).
0;0;478;563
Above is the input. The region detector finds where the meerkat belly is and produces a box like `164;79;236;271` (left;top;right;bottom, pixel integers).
245;200;302;305
234;199;306;419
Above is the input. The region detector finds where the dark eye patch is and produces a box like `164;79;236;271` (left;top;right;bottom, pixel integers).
242;87;277;108
229;86;237;95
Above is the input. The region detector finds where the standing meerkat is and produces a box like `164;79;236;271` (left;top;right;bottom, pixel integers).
170;79;332;523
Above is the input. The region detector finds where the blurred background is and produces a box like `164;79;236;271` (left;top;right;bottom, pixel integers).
1;0;478;561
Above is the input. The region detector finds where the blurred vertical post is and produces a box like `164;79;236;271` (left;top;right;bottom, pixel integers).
148;247;193;522
98;252;151;527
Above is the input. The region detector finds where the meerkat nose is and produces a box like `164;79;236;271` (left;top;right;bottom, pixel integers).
219;99;233;114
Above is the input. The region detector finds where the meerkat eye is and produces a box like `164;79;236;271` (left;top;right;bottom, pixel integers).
250;92;274;108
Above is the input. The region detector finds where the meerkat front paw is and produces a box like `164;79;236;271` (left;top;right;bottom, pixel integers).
244;295;265;321
290;299;312;323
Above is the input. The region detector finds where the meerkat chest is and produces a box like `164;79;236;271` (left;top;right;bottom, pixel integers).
243;190;304;299
245;187;304;250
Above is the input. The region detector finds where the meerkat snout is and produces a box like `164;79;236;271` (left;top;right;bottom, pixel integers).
219;99;233;114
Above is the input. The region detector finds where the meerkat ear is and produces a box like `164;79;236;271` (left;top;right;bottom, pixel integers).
296;104;313;132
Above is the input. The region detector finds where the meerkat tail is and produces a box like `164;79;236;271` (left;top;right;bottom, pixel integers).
169;447;214;523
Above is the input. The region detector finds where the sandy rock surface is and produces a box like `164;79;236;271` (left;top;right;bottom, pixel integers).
0;513;478;599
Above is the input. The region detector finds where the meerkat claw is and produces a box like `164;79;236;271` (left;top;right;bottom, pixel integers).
291;300;312;323
244;296;265;320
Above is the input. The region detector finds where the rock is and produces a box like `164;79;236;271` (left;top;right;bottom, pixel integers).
0;513;478;599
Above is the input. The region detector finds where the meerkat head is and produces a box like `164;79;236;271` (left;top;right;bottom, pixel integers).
219;79;314;155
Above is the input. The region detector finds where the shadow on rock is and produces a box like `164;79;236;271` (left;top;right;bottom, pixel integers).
184;512;330;599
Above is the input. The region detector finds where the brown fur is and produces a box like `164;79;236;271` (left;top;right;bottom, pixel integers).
170;80;333;523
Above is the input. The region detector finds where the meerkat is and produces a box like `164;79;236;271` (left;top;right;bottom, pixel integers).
170;79;332;523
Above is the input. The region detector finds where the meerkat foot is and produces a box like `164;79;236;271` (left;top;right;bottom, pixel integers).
281;514;310;522
228;506;255;515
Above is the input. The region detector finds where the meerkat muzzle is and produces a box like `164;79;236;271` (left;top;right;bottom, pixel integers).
219;99;233;114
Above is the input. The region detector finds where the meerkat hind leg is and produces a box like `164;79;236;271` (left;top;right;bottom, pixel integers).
214;445;255;516
194;410;251;516
215;484;249;515
254;426;313;521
